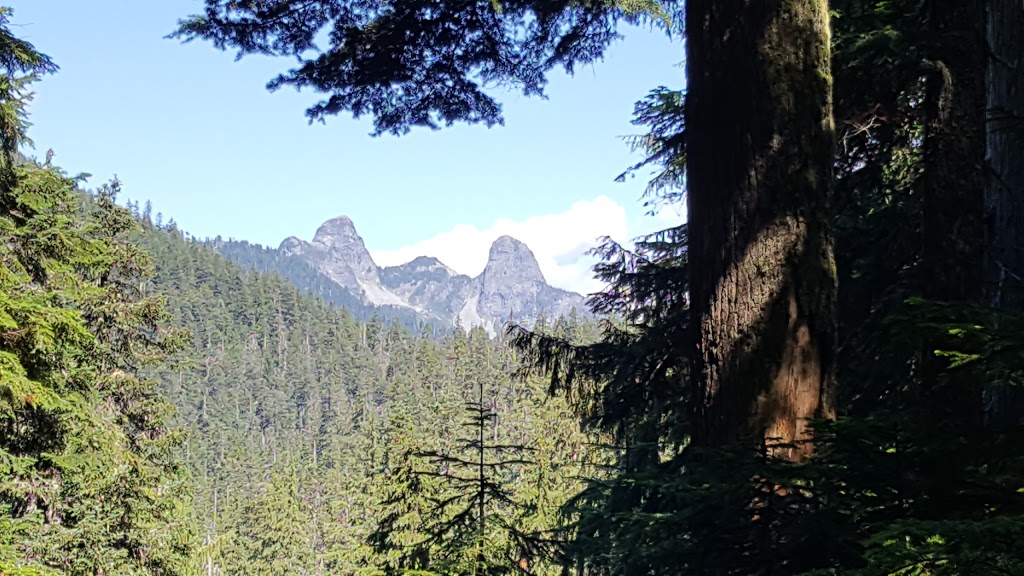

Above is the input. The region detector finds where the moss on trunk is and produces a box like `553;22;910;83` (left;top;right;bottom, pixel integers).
686;0;837;461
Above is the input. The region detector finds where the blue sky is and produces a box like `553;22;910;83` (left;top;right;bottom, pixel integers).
11;1;685;293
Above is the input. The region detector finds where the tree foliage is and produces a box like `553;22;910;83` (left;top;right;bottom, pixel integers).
121;211;596;575
0;12;196;573
6;1;1024;575
171;0;671;135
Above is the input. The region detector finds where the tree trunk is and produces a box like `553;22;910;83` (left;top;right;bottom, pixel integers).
687;0;837;462
983;0;1024;426
920;0;986;425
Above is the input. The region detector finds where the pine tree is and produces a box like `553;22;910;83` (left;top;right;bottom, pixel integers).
408;329;537;576
366;413;439;576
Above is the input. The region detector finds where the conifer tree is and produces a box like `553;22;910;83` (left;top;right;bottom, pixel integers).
227;469;314;576
411;330;537;576
366;414;438;575
0;10;197;574
919;0;986;424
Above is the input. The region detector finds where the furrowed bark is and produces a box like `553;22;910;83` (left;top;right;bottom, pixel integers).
686;0;837;461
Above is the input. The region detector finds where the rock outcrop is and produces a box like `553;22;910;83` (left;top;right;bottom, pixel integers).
279;216;587;334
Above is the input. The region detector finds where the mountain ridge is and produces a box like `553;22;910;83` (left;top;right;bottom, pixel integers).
216;215;588;336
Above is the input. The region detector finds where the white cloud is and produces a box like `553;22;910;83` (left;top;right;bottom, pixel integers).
372;196;636;295
634;202;687;236
372;196;688;295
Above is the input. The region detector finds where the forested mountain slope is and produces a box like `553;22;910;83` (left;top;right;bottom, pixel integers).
134;215;598;575
9;0;1024;574
207;235;436;331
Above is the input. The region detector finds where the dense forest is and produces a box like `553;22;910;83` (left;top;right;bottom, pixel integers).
137;214;597;575
3;0;1024;575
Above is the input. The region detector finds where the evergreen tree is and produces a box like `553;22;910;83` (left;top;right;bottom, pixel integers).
366;413;439;576
0;10;196;574
125;212;593;574
226;469;314;576
15;3;1010;576
513;4;1024;575
919;0;987;424
417;346;533;575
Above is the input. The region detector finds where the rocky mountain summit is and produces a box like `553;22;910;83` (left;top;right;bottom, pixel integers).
278;216;587;335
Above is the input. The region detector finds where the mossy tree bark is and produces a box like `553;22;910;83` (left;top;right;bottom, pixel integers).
920;0;986;426
686;0;837;462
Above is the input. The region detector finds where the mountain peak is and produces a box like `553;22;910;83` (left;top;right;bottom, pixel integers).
408;255;448;268
323;215;355;226
279;236;304;255
483;235;545;284
288;216;404;307
241;216;588;337
313;215;361;246
491;234;526;250
402;256;458;277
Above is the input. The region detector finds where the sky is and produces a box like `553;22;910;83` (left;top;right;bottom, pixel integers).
10;1;685;294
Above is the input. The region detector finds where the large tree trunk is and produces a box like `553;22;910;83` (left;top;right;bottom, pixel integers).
686;0;837;462
983;0;1024;426
920;0;986;426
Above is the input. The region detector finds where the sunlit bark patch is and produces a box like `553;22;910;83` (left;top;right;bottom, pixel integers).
687;0;837;462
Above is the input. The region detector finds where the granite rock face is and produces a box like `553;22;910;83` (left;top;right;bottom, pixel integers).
472;236;583;335
282;217;588;335
281;216;414;310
